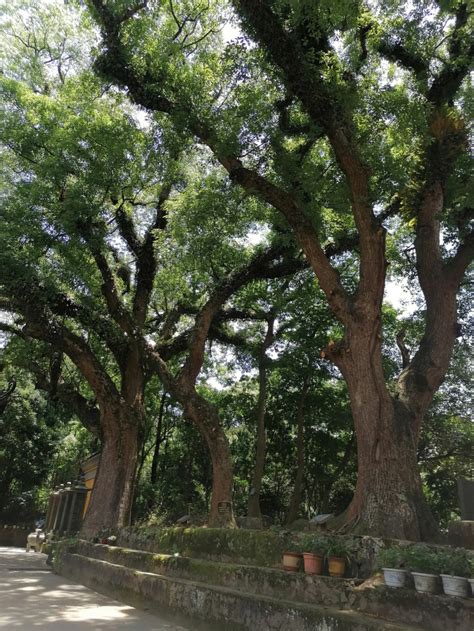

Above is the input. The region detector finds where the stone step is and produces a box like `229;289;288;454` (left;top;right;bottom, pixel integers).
72;539;359;609
66;540;474;631
57;552;424;631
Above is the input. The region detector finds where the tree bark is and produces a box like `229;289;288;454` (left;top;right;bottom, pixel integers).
150;392;167;485
182;391;236;528
247;317;274;521
285;376;310;525
332;329;439;540
81;404;141;537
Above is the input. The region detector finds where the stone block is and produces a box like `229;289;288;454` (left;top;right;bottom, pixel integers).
448;520;474;550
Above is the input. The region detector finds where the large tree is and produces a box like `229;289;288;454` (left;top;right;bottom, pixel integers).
0;0;303;531
87;0;473;539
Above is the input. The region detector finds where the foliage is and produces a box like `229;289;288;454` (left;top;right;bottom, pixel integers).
298;534;328;555
325;535;352;560
437;548;471;578
378;546;406;570
403;544;442;575
0;0;472;538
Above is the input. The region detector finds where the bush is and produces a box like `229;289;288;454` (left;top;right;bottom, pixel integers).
378;546;406;569
403;544;441;574
437;548;471;577
325;536;352;559
298;534;328;555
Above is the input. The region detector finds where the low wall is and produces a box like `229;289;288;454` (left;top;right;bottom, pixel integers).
55;551;398;631
0;525;30;547
54;540;474;631
116;526;474;579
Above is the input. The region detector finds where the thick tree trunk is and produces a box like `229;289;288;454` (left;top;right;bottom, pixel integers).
81;406;140;537
335;331;439;541
285;376;310;525
346;417;438;540
183;391;236;528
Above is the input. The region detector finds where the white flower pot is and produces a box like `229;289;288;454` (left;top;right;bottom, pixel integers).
412;572;439;594
382;568;407;588
440;574;469;598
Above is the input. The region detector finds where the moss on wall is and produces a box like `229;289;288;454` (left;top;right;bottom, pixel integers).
117;527;294;567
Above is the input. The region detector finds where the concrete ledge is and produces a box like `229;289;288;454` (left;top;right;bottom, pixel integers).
56;552;421;631
61;541;474;631
72;540;359;609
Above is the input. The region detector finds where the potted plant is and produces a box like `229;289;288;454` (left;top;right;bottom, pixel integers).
282;550;302;572
326;537;350;578
439;549;470;598
300;535;326;576
404;544;441;594
379;547;408;588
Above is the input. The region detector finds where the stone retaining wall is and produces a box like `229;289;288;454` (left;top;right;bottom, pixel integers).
0;525;30;547
56;551;412;631
116;526;473;578
54;540;474;631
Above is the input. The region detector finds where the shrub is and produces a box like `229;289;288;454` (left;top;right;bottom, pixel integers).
403;544;441;574
299;534;328;555
437;548;471;577
378;546;406;569
325;536;352;559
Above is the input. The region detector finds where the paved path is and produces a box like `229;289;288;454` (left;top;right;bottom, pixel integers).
0;547;198;630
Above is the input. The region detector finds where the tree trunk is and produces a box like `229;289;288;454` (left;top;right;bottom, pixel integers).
150;392;167;485
247;355;268;520
345;403;438;540
183;391;236;528
81;405;140;537
335;331;439;541
247;317;274;522
285;376;310;525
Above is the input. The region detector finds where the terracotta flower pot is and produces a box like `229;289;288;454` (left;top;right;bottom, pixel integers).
283;551;302;572
328;556;346;578
303;552;323;575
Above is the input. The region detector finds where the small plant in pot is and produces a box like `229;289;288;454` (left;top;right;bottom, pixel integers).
439;549;470;598
379;547;408;588
299;535;326;576
282;550;302;572
326;537;350;578
404;544;441;594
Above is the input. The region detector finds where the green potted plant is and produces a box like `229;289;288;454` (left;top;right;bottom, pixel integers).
299;535;326;575
326;537;350;578
404;544;441;594
439;549;470;598
379;546;408;588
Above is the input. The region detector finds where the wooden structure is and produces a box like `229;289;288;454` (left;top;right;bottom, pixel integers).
81;453;101;517
44;452;101;536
